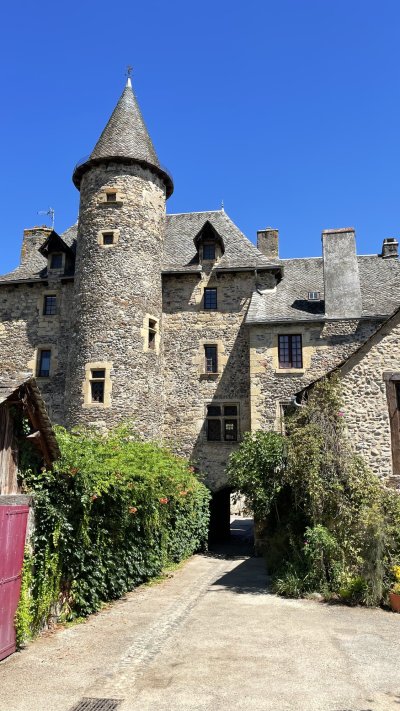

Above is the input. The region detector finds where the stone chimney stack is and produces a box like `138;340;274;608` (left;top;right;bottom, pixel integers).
20;226;52;270
257;228;279;259
381;238;399;259
322;228;362;319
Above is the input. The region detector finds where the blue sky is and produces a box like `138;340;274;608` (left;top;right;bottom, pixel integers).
1;0;399;273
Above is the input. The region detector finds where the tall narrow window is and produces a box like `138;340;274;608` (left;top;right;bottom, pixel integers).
204;345;218;373
204;288;217;310
43;295;57;315
278;334;303;369
206;403;239;442
203;243;216;260
49;253;63;269
38;350;51;377
148;319;157;350
90;369;105;403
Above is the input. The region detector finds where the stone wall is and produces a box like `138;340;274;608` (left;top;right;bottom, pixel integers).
338;311;400;485
250;318;381;430
65;162;166;439
0;279;74;423
162;270;258;491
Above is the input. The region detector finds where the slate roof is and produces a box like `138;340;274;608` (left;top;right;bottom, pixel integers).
0;229;76;284
163;210;280;273
246;254;400;324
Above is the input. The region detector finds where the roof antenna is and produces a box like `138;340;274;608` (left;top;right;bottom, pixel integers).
221;199;224;211
37;207;55;230
126;65;133;88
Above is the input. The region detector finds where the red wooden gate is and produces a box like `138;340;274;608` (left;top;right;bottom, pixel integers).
0;505;29;661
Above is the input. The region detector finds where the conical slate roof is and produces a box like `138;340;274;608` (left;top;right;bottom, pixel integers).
90;79;160;166
73;79;173;196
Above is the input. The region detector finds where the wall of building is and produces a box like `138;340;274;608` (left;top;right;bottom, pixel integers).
250;318;380;430
162;270;259;491
65;162;166;438
339;312;400;486
0;280;74;423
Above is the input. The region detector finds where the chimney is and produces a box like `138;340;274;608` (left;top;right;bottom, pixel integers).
381;238;398;259
322;228;362;319
257;228;279;259
20;226;52;271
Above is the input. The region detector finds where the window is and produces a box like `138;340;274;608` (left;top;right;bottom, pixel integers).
308;291;321;301
203;243;216;260
38;349;51;377
204;288;217;310
106;192;117;202
148;319;157;350
102;232;114;246
50;253;63;269
43;295;57;315
90;369;105;403
278;334;303;369
204;345;218;373
206;403;239;442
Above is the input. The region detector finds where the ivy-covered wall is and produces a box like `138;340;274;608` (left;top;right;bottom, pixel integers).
16;424;210;645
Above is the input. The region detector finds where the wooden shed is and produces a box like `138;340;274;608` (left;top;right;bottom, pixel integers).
0;375;60;495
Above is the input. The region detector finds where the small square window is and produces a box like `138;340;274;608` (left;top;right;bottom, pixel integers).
203;243;216;260
91;369;105;379
207;405;221;416
204;345;218;373
204;288;217;310
38;349;51;377
102;232;114;246
308;291;321;301
43;295;57;315
106;192;117;202
50;253;63;269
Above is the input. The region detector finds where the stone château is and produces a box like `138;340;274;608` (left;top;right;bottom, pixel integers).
1;78;400;530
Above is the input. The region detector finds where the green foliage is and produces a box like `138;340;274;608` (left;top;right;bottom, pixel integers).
228;376;400;606
17;423;210;638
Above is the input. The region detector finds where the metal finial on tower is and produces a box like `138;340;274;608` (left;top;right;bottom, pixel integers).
126;65;133;88
221;199;224;211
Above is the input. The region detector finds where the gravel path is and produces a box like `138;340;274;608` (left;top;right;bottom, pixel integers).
1;523;400;711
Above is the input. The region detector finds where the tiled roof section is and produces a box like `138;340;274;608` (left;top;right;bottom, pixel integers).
90;81;160;167
163;210;278;272
0;262;47;284
60;223;78;253
246;254;400;323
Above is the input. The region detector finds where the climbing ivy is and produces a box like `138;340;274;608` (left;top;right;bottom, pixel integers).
16;423;210;643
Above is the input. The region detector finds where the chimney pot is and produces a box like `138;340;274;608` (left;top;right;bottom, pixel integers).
381;238;398;259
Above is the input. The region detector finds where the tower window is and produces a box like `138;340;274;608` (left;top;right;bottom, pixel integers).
90;368;106;403
148;319;157;350
203;243;216;261
204;345;218;373
43;295;57;315
278;334;303;369
206;403;239;442
49;253;63;270
106;192;117;202
38;349;51;377
102;232;114;246
204;288;217;310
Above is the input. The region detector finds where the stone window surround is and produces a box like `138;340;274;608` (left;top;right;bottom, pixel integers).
29;344;58;380
269;328;309;374
194;338;227;377
97;187;124;206
97;229;120;248
204;401;240;444
37;289;60;323
141;314;160;354
82;361;112;408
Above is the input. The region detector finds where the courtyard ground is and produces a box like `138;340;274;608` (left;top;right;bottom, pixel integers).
1;518;400;711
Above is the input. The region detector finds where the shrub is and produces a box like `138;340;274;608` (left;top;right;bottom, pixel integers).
17;423;210;642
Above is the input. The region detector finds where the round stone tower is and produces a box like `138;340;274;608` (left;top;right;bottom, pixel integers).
65;78;173;438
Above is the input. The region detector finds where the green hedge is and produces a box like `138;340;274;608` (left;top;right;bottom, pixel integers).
17;424;210;643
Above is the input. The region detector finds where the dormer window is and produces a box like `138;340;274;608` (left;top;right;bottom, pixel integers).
308;291;321;301
50;253;63;270
203;243;216;261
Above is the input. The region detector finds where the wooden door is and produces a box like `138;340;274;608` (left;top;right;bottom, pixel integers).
0;505;29;661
